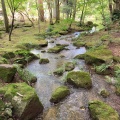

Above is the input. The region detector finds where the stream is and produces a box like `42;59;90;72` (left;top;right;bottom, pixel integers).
26;32;120;120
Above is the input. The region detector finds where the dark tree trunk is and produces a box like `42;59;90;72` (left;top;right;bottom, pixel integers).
55;0;60;23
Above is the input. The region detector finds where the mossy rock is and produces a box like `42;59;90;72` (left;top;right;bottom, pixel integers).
0;83;43;120
15;65;37;84
15;50;39;65
39;58;49;64
100;89;110;98
39;40;48;47
65;62;75;71
2;52;15;59
59;31;68;35
66;71;92;88
74;54;85;59
85;47;113;64
0;64;16;83
89;100;119;120
115;86;120;96
73;41;86;48
50;86;70;103
48;45;64;53
53;67;64;76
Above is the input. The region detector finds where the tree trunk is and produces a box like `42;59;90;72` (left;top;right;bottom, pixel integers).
47;0;53;25
73;0;77;20
55;0;60;23
38;0;45;22
1;0;9;33
109;0;113;20
9;13;14;41
80;0;86;25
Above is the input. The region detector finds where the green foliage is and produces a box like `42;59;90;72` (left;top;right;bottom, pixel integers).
94;61;112;73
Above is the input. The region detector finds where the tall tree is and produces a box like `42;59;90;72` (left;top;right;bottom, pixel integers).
38;0;45;22
1;0;9;33
55;0;60;22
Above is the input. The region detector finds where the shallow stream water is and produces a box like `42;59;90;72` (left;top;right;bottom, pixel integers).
26;32;120;120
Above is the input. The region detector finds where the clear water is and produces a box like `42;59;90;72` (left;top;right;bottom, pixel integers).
26;32;120;120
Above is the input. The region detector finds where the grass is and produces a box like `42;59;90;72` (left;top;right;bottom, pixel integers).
0;22;48;55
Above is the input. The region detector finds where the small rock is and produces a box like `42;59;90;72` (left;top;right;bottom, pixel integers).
39;58;49;64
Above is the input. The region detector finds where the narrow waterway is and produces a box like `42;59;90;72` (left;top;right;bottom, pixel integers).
26;32;120;120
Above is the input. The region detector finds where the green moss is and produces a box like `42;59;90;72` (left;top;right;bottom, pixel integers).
48;45;64;53
65;62;75;71
53;67;64;76
50;86;70;103
66;71;92;88
73;41;86;48
0;64;16;83
89;100;119;120
85;47;113;64
39;58;49;64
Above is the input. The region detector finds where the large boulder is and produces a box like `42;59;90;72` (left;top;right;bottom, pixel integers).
0;64;16;83
39;40;48;47
66;71;92;88
50;86;70;103
89;100;119;120
0;83;43;120
85;47;113;64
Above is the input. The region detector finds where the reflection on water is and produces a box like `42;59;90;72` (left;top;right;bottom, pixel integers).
26;32;120;120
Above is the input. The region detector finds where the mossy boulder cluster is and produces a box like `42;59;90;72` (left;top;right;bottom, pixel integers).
39;58;49;64
66;71;92;88
0;64;16;83
48;45;65;53
0;83;43;120
89;100;119;120
50;86;70;103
